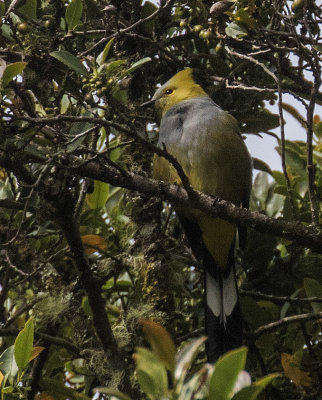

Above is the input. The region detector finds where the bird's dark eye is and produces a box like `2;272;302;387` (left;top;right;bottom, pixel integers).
165;89;173;95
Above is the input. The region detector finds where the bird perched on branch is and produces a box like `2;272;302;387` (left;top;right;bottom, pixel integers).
142;68;252;362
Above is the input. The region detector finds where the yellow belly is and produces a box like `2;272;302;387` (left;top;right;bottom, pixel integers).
153;154;236;269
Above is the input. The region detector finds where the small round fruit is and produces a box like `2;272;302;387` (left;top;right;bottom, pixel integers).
17;22;30;34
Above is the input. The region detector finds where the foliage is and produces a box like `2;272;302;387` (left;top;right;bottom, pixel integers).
95;321;278;400
0;0;321;399
0;317;45;398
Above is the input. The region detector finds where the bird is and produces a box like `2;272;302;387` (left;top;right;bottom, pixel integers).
142;68;252;362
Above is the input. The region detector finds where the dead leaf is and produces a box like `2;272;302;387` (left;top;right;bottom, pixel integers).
35;393;55;400
141;320;176;372
281;353;312;387
30;346;46;361
81;234;107;255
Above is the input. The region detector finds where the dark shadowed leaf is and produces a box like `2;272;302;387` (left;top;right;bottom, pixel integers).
50;51;89;77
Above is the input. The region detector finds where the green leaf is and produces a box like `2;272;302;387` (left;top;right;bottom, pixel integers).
140;1;158;35
234;8;255;28
93;388;131;400
19;0;37;19
100;59;127;76
66;0;83;32
303;278;322;313
86;180;109;209
271;170;286;185
97;38;115;65
134;347;168;400
225;22;247;38
231;374;279;400
50;50;89;77
252;158;272;175
241;110;280;133
14;317;34;370
1;62;27;87
0;346;18;384
125;57;152;75
209;347;247;400
1;24;14;42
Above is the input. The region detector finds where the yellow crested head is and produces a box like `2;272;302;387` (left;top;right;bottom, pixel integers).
149;68;208;117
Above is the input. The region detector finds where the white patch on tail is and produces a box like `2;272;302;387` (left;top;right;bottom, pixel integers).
223;268;238;318
206;271;221;318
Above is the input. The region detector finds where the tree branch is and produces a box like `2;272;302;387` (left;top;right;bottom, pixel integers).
254;311;322;336
61;154;322;253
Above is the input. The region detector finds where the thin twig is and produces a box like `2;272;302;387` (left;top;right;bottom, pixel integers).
240;289;322;304
277;55;297;220
254;311;322;336
81;0;174;56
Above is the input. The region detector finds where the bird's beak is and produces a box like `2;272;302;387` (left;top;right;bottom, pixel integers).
141;98;156;107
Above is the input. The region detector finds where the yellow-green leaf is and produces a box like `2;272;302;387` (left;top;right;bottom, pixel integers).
86;180;109;209
1;62;27;87
14;317;34;370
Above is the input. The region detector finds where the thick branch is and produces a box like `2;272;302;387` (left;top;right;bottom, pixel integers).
62;155;322;253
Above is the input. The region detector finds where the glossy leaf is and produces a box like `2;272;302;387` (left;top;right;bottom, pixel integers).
0;346;18;384
50;50;89;77
1;62;27;87
209;347;247;400
14;317;34;370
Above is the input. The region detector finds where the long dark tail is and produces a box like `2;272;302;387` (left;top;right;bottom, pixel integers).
204;248;242;363
178;217;242;362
